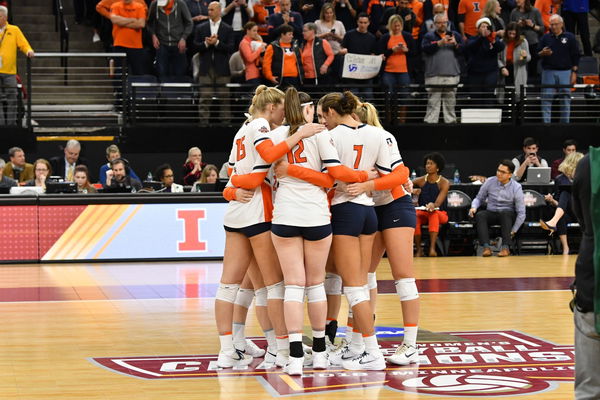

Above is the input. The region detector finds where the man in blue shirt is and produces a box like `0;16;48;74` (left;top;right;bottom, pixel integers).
468;160;526;257
538;14;581;124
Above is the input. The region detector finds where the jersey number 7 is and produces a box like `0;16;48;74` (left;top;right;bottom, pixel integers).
353;145;363;169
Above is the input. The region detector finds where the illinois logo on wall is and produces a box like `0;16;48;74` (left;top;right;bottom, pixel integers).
90;330;573;397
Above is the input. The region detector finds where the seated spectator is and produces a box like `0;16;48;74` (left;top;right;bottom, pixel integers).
380;0;417;36
104;158;142;192
301;22;335;84
200;163;219;182
147;0;193;78
534;0;561;33
412;152;450;257
268;0;303;41
422;13;463;124
221;0;255;49
468;159;525;257
510;0;543;80
551;139;577;179
540;151;584;254
25;159;52;189
538;14;580;124
239;21;267;86
483;0;506;36
262;24;303;86
182;146;207;185
253;0;280;39
73;165;98;193
315;2;347;80
379;14;414;120
498;22;530;101
0;158;17;188
512;136;548;182
98;144;141;185
465;18;505;105
49;140;88;182
3;147;33;185
155;163;184;192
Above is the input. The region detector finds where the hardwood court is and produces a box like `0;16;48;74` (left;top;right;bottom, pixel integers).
0;255;576;399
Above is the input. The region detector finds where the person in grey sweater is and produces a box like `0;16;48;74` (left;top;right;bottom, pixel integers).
498;21;530;101
0;158;17;188
421;13;464;123
147;0;194;78
509;0;542;80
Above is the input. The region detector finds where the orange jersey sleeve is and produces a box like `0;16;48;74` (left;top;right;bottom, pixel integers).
223;187;237;201
231;171;268;189
373;164;409;191
287;164;335;188
256;139;290;163
327;165;369;183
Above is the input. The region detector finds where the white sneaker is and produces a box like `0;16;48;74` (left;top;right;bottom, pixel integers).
284;356;303;376
245;339;266;358
328;343;363;366
312;350;329;369
275;349;289;368
217;349;253;368
264;347;277;364
303;351;313;367
326;336;343;352
302;343;313;354
341;350;386;371
387;344;419;365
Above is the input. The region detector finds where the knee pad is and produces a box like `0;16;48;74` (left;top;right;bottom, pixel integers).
234;288;255;308
344;286;369;308
367;272;377;290
395;278;419;301
324;273;342;295
306;283;327;303
215;283;240;303
255;287;268;307
284;285;305;303
266;281;285;300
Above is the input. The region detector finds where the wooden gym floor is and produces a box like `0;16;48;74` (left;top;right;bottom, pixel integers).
0;255;576;399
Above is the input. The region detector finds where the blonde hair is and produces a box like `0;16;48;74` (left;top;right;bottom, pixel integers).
319;2;336;21
558;151;584;178
483;0;499;18
199;164;219;183
355;102;383;128
318;91;359;116
387;14;403;33
284;87;312;136
186;147;202;163
248;85;285;116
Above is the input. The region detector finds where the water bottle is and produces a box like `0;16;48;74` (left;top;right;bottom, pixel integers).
453;169;461;184
147;171;153;181
410;170;417;181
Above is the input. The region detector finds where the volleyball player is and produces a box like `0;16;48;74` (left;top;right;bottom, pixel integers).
316;92;403;371
347;102;419;366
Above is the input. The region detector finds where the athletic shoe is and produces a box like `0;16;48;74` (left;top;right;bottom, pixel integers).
217;349;253;368
245;339;266;358
264;347;277;364
284;356;304;376
328;343;363;366
312;350;329;369
302;343;313;354
387;344;419;365
342;351;386;371
275;349;290;368
326;336;344;352
303;351;313;367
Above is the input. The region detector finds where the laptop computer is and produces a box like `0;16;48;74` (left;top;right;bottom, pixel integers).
525;167;551;184
46;181;77;194
10;186;45;195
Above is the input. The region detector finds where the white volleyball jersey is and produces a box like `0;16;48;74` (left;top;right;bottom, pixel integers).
329;123;392;206
372;130;410;206
224;118;274;228
269;125;341;227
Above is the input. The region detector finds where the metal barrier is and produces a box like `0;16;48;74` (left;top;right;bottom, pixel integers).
21;53;600;130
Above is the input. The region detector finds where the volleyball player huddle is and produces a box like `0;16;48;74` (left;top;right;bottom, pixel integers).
215;85;420;375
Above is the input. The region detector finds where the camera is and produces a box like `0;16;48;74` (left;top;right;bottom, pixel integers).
331;29;336;33
446;31;453;37
529;153;536;157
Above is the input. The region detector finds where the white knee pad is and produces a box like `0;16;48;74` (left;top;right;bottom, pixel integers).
234;288;255;308
367;272;377;290
266;281;285;300
344;286;370;308
324;273;342;295
395;278;419;301
215;283;240;303
306;283;327;303
254;287;268;307
284;285;305;303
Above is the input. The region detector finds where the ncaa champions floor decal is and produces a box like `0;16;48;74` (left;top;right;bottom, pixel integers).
90;330;574;397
